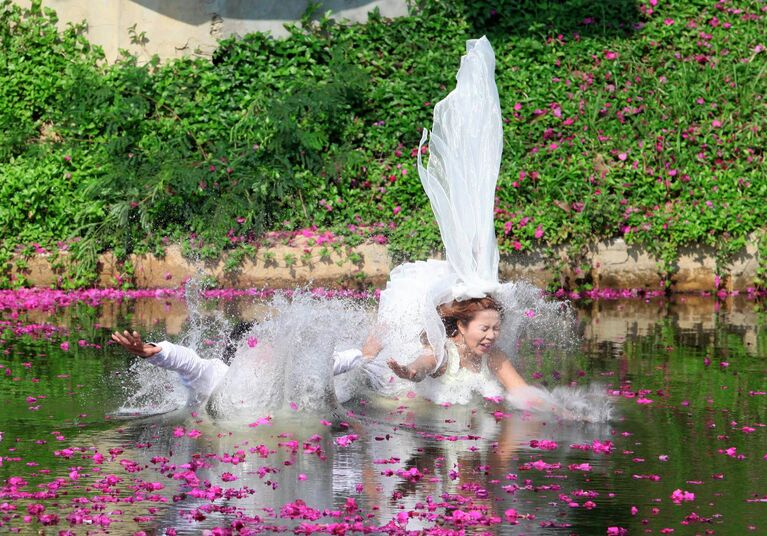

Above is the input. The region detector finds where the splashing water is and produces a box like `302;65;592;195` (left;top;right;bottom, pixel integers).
117;362;188;416
496;282;613;422
116;281;611;422
494;281;578;361
206;292;373;420
116;277;237;416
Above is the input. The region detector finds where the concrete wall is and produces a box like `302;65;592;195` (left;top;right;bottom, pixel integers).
15;0;409;62
9;237;765;292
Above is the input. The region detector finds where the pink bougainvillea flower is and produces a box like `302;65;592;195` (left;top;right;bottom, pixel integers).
670;489;695;503
525;460;561;471
529;439;558;450
248;416;272;427
335;434;359;447
592;439;614;454
568;463;592;472
604;50;618;60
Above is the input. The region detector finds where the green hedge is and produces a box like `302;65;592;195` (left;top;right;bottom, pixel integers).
1;0;765;287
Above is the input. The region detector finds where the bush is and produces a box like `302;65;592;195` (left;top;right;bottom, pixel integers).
1;0;765;286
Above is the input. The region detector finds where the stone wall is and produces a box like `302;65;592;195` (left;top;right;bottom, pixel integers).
9;237;763;291
14;0;409;62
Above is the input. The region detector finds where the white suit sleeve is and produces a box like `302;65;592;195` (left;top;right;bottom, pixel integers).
147;341;229;398
332;349;391;390
332;349;363;375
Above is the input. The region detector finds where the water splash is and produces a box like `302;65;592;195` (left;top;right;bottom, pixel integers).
206;292;373;420
114;280;611;422
494;281;578;364
116;361;187;416
116;276;235;416
496;282;612;422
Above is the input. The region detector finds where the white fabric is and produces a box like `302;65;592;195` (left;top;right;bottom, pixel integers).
148;341;230;403
147;341;368;404
379;36;503;371
332;348;363;376
417;341;503;405
417;36;502;299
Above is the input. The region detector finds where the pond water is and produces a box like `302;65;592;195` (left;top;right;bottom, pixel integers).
1;290;765;535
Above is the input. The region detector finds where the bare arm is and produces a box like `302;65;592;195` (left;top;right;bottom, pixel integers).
488;350;529;391
490;350;568;414
387;351;441;382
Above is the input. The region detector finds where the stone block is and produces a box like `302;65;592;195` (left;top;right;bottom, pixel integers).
592;239;663;289
672;244;717;292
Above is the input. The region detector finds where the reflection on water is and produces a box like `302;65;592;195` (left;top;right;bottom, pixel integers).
1;294;765;534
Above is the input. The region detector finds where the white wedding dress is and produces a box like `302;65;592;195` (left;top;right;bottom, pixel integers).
378;37;503;372
138;37;611;421
375;38;612;421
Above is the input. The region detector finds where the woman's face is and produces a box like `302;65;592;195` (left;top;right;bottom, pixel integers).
457;309;501;355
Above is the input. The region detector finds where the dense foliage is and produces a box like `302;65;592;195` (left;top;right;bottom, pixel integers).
0;0;765;287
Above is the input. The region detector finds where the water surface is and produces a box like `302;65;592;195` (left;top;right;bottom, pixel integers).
1;293;765;534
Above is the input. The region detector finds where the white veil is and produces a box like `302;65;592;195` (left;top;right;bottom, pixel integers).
378;37;503;370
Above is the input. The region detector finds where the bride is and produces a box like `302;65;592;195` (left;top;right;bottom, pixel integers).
113;37;609;420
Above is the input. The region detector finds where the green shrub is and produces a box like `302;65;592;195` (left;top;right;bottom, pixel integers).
1;0;765;287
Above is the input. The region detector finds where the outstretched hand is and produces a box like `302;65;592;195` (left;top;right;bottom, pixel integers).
361;333;384;361
387;358;417;381
111;330;161;359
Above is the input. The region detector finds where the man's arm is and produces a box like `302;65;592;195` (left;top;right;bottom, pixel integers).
112;330;162;358
112;330;228;399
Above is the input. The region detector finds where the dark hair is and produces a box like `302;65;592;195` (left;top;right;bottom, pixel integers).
438;296;503;336
420;296;503;345
222;320;256;365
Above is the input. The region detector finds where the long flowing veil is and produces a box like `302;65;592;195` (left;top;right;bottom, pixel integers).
378;37;503;370
418;37;502;298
